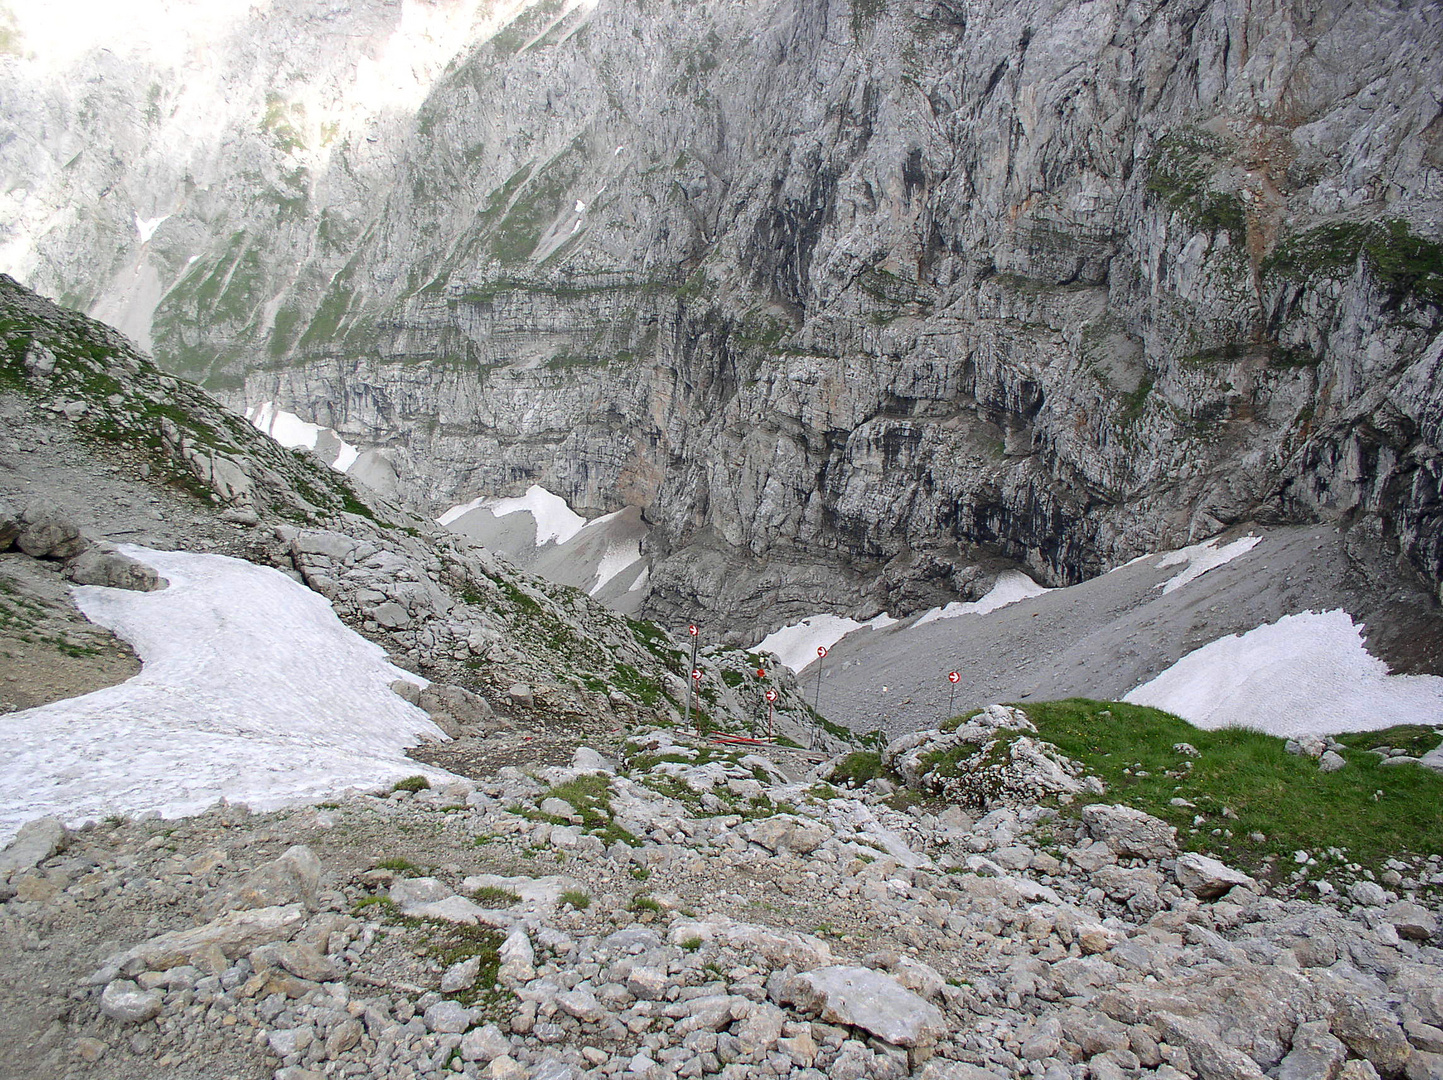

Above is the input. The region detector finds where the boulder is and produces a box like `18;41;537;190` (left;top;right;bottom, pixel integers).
1175;853;1258;899
787;966;947;1048
460;1023;511;1062
743;815;832;855
420;683;495;735
64;545;166;591
1319;751;1346;773
16;508;88;560
99;980;163;1023
1082;804;1178;860
113;904;306;972
1384;902;1437;941
0;499;19;549
1151;1012;1268;1080
0;816;67;880
1276;1020;1346;1080
1331;999;1412;1076
441;957;481;993
200;845;321;918
423;1000;472;1034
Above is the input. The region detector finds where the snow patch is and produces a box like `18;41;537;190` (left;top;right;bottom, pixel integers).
444;484;586;546
0;548;453;845
1155;534;1261;594
757;612;897;673
1124;609;1443;736
913;570;1050;627
246;401;361;474
134;213;169;244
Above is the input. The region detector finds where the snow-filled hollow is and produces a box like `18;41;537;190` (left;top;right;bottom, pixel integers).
246;401;360;473
0;548;456;844
757;613;898;673
1155;534;1262;594
913;570;1050;627
438;484;586;547
1124;609;1443;737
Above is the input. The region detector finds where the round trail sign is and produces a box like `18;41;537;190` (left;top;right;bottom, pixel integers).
691;669;702;681
688;625;698;636
817;645;828;657
765;689;778;702
947;671;961;683
756;668;766;679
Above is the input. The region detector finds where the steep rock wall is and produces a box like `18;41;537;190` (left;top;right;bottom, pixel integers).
4;0;1442;634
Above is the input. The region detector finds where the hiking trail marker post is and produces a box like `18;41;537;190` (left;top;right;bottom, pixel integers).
811;645;828;749
947;670;960;720
764;688;778;743
683;624;699;732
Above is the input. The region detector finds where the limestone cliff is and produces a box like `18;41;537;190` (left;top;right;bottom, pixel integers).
3;0;1441;635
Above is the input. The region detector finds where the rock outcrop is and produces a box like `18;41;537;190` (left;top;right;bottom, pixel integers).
8;0;1440;632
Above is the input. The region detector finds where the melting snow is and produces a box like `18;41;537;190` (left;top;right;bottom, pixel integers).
1155;534;1261;594
584;509;643;593
134;213;169;244
0;548;452;845
757;612;897;673
1124;609;1443;736
439;484;586;546
913;571;1050;627
246;401;361;472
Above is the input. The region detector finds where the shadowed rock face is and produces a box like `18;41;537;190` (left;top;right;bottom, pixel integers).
4;0;1441;634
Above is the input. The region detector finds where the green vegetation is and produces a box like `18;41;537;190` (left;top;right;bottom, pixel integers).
374;856;424;876
391;775;431;793
1145;129;1245;243
827;750;885;787
1264;218;1443;307
1017;700;1443;880
630;894;663;914
678;935;703;952
560;889;591;910
538;775;640;847
471;885;522;906
422;923;508;1010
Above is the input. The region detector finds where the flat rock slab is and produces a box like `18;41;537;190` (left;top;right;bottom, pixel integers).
789;965;947;1048
114;903;306;972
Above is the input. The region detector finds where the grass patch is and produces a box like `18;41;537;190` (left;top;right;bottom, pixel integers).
631;895;663;913
471;886;521;906
1021;700;1443;881
351;895;398;917
827;751;884;787
679;936;703;952
374;856;424;876
560;889;591;910
392;775;431;793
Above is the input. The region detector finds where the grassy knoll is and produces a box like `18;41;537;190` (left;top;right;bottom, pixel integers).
1019;699;1443;886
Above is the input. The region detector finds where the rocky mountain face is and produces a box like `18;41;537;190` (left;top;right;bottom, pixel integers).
3;0;1441;637
0;274;829;749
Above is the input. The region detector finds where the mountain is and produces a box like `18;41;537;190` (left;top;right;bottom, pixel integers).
2;0;1440;642
0;273;838;824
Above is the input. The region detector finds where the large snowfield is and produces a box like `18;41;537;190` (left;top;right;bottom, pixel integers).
1125;609;1443;736
0;548;453;845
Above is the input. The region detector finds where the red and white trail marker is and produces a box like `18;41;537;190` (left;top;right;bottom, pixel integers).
688;624;698;636
946;670;960;717
947;671;961;683
817;645;828;658
691;668;702;681
764;689;778;703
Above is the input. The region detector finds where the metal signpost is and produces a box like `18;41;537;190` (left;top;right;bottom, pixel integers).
764;688;778;742
683;624;699;730
947;670;960;720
